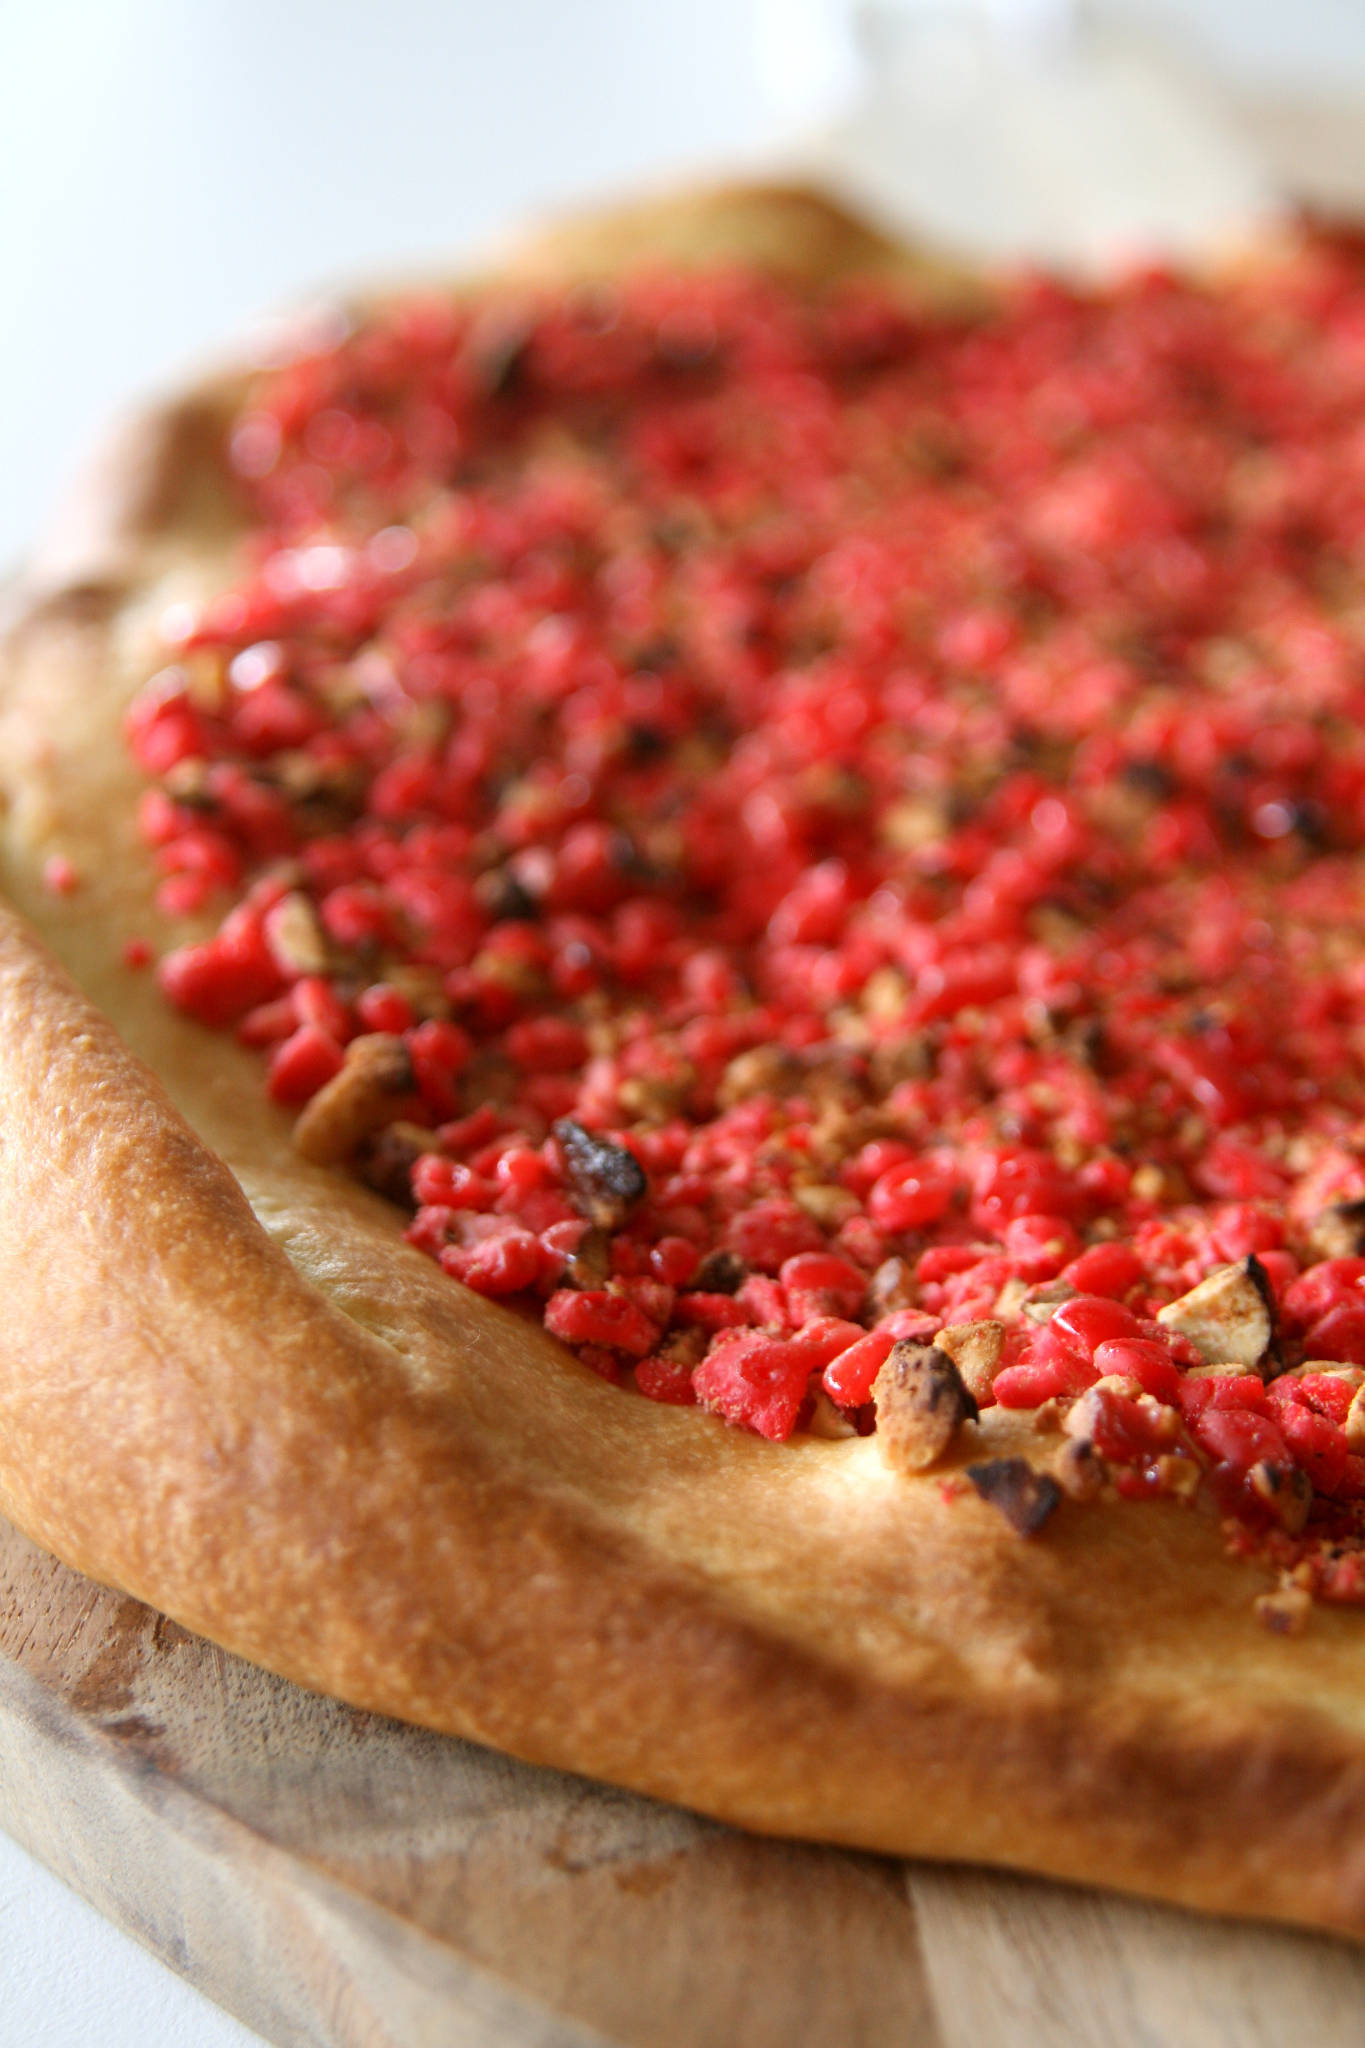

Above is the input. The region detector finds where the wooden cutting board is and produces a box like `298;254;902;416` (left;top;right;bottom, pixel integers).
5;1511;1365;2048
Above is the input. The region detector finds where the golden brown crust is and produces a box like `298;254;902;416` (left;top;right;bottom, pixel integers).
6;180;1365;1942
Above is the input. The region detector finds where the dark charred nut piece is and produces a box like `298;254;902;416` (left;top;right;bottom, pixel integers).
561;1225;611;1291
1156;1256;1276;1375
1255;1585;1313;1636
932;1320;1006;1406
1307;1198;1365;1262
553;1118;648;1230
1248;1461;1313;1535
293;1035;415;1166
965;1458;1063;1537
694;1248;747;1295
1052;1437;1106;1502
357;1119;436;1207
872;1341;979;1476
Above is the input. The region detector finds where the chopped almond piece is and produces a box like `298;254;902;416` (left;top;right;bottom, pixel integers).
1086;1371;1143;1401
263;891;330;976
1346;1382;1365;1453
381;965;451;1020
793;1181;860;1229
716;1046;799;1109
933;1319;1006;1406
1064;1382;1180;1447
991;1276;1030;1323
880;795;948;850
806;1390;858;1440
1020;1282;1076;1324
562;1225;611;1291
1281;1362;1365;1386
1306;1199;1365;1262
1153;1454;1202;1501
1156;1256;1275;1374
293;1034;414;1166
873;1341;978;1475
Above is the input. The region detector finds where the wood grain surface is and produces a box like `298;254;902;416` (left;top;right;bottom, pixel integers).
4;1509;1365;2048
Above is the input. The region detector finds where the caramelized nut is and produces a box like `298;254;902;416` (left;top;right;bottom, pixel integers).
553;1119;648;1230
965;1458;1062;1537
933;1319;1006;1406
1247;1461;1312;1534
1156;1257;1275;1374
293;1035;414;1166
873;1341;978;1475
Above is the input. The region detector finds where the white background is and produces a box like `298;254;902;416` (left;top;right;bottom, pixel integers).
2;2;1365;2043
